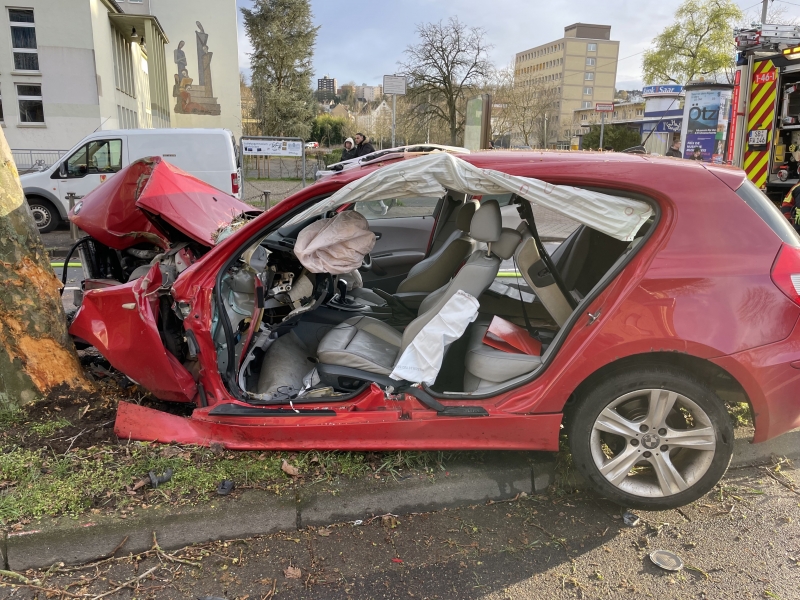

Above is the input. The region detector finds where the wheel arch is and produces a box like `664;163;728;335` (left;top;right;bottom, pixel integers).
25;190;67;219
564;352;753;438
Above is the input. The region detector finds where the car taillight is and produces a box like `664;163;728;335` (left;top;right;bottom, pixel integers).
771;243;800;306
231;172;239;195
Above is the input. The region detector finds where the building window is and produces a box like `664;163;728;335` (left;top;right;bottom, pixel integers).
17;84;43;123
582;101;592;109
587;43;597;52
581;114;588;122
9;9;39;72
586;57;596;66
112;27;136;97
584;87;593;95
585;72;594;81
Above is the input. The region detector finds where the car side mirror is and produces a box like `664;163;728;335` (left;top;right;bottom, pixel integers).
58;162;67;178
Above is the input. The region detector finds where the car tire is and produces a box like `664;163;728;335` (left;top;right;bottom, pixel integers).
567;365;734;510
26;197;60;233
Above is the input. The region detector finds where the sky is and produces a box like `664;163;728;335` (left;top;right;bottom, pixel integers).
235;0;798;90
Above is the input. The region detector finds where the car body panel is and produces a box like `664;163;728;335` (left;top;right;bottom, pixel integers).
69;263;197;403
69;157;254;250
69;150;800;448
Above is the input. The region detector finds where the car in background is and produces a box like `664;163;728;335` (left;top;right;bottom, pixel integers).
67;150;800;511
305;141;319;149
19;128;241;233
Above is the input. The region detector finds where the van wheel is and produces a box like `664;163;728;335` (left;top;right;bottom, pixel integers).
567;366;734;510
27;197;60;233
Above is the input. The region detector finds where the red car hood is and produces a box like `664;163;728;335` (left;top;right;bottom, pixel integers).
69;157;254;249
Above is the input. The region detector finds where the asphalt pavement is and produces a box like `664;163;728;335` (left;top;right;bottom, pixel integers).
11;464;799;599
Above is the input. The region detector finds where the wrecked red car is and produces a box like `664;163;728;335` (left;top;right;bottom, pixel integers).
67;156;258;287
69;150;800;510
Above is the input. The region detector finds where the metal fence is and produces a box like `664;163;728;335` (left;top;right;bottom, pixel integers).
11;149;68;173
240;153;330;210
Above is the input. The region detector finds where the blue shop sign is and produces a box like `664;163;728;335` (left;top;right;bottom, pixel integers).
642;85;683;96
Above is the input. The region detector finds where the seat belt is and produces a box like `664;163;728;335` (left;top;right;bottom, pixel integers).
513;195;578;310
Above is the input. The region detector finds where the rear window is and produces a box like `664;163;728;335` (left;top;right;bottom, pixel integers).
736;180;800;247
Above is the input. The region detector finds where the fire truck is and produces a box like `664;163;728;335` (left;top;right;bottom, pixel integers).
731;24;800;200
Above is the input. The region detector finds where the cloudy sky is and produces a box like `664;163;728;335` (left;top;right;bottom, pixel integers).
235;0;797;90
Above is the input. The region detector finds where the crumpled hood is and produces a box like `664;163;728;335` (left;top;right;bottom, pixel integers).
69;157;257;249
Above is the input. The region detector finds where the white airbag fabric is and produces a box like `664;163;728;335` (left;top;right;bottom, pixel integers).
291;153;652;241
294;211;376;274
390;290;480;384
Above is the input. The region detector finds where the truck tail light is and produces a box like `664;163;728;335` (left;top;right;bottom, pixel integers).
771;243;800;306
231;172;240;195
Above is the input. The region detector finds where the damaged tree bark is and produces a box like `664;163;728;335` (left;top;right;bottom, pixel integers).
0;129;86;408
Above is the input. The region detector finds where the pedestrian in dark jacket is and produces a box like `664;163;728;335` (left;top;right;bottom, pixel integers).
341;137;357;161
355;133;376;157
665;140;682;158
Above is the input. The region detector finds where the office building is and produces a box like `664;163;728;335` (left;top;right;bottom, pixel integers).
514;23;619;147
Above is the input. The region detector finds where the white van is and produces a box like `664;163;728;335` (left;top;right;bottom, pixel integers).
19;128;240;232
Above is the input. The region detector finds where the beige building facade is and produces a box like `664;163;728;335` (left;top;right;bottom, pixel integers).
121;0;242;138
1;0;240;161
573;100;645;129
0;0;170;154
514;23;619;147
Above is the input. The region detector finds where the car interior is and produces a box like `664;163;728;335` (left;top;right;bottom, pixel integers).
208;187;652;407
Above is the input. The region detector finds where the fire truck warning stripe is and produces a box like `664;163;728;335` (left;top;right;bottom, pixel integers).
749;153;770;185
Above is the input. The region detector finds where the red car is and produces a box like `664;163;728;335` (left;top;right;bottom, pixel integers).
69;150;800;510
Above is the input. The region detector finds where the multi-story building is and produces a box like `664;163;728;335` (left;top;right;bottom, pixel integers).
317;75;337;101
355;84;382;102
0;0;241;159
514;23;619;147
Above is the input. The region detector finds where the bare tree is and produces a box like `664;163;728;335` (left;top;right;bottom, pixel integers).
491;64;560;147
400;17;493;145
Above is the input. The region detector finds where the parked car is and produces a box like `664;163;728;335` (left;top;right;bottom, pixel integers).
69;150;800;510
19;128;241;232
305;141;319;149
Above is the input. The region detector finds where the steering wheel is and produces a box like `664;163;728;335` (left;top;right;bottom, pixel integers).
361;253;372;270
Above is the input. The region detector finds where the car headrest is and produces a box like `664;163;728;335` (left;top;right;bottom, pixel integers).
492;228;523;260
470;199;501;243
456;200;479;232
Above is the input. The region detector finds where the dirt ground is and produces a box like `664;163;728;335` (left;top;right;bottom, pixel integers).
2;464;798;599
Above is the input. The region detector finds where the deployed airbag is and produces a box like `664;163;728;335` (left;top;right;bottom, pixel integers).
290;153;652;242
294;211;376;274
390;290;480;385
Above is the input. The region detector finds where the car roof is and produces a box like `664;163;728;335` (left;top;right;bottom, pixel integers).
313;149;747;193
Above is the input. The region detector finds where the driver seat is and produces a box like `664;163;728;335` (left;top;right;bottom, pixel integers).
316;200;522;388
349;200;479;307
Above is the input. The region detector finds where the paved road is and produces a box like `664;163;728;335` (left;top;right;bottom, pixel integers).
15;464;799;599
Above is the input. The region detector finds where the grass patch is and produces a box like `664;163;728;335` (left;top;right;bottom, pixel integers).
728;401;753;428
28;417;71;437
0;442;453;526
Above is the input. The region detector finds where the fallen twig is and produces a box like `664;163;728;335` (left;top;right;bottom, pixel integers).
91;564;158;599
763;467;800;496
0;570;34;584
152;532;202;568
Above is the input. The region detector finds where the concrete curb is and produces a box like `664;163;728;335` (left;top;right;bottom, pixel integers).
4;452;553;571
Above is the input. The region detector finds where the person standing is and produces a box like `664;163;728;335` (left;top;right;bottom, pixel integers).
665;140;682;158
354;133;375;157
341;137;357;161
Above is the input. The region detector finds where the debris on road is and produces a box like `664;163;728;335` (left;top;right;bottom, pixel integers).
649;549;684;571
216;479;235;496
622;510;641;527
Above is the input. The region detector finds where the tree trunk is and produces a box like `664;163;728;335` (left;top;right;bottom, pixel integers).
0;129;86;408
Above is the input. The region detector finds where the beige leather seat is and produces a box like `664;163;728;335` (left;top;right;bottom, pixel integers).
317;200;521;387
350;200;478;306
462;323;543;392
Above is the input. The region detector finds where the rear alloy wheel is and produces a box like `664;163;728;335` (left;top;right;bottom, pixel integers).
27;197;60;233
568;367;734;510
